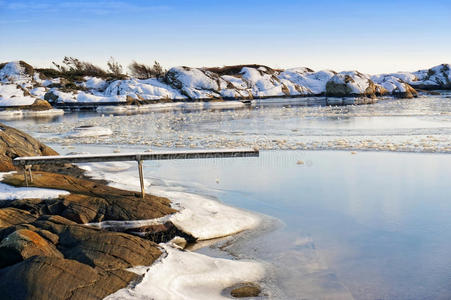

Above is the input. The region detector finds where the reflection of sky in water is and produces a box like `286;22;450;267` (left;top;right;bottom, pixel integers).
136;150;451;299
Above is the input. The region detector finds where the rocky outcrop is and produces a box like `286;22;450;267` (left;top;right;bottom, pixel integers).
0;228;63;268
1;61;450;107
0;256;138;300
0;123;58;172
0;208;37;228
2;171;175;222
0;124;180;299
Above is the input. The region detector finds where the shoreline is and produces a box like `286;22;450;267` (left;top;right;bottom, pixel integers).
0;123;273;299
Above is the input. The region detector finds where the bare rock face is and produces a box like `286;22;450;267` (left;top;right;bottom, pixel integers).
0;215;163;299
0;256;138;300
0;229;63;268
0;123;58;172
0;208;37;229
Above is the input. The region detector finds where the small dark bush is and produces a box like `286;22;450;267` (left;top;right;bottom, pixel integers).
128;61;166;79
35;68;61;79
52;56;107;78
36;57;127;81
107;57;124;77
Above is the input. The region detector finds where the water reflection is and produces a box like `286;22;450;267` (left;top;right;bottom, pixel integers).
142;150;451;299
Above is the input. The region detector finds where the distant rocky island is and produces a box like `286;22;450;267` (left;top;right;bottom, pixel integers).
0;60;450;109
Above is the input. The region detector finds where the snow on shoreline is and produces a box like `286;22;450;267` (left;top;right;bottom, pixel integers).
1;60;450;107
79;161;266;299
0;172;70;200
79;162;262;240
105;244;265;300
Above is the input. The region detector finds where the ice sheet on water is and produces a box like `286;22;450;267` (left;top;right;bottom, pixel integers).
104;244;265;300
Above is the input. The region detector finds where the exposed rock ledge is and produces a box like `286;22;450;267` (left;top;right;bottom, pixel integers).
0;123;182;300
1;61;450;108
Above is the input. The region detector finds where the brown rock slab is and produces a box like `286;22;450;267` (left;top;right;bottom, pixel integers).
55;223;162;270
0;123;58;172
0;207;37;229
0;229;63;268
2;171;175;222
0;256;138;300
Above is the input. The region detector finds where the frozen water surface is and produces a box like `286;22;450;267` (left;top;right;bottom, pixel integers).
4;95;451;153
2;94;451;299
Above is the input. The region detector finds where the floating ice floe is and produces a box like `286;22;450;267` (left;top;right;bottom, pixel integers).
68;125;113;138
105;244;265;300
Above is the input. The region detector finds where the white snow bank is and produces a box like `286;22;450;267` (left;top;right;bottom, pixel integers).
105;78;186;100
151;188;261;240
0;62;28;83
241;67;285;97
279;69;335;94
0;172;70;200
83;77;108;90
105;244;265;300
76;91;125;103
80;162;262;240
0;84;36;106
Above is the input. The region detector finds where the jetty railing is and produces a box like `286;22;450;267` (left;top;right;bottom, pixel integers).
13;148;259;198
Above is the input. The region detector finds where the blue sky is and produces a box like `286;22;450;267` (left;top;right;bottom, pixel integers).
1;0;450;73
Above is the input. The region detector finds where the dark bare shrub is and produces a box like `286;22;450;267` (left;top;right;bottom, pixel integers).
52;56;107;78
128;61;166;79
107;57;124;77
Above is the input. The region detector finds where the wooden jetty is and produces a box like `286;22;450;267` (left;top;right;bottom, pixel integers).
13;148;259;198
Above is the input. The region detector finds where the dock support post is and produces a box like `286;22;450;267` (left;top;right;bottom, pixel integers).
27;165;33;183
137;158;145;198
23;166;29;187
22;165;33;186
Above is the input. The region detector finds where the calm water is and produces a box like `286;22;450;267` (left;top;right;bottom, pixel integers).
3;95;451;299
136;150;451;300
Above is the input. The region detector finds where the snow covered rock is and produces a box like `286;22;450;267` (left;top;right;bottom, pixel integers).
279;68;334;95
371;74;417;98
104;78;185;100
325;71;383;98
239;66;287;98
0;61;34;84
2;60;450;106
0;84;37;106
412;64;451;89
166;66;224;99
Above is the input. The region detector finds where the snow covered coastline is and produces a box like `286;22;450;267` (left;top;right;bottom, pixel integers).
78;161;266;299
1;61;450;108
